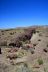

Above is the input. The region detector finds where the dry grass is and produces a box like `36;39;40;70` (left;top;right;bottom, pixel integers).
0;26;48;72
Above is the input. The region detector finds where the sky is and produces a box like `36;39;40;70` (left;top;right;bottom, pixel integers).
0;0;48;29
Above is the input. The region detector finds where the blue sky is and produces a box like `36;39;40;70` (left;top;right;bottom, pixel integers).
0;0;48;29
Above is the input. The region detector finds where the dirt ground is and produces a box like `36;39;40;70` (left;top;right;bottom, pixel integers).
0;26;48;72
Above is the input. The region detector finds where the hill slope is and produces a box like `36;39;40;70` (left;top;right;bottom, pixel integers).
0;26;48;72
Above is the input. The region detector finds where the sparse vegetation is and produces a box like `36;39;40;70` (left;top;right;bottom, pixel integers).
2;33;4;35
38;39;41;41
10;32;14;35
37;58;43;65
44;68;48;72
39;33;42;36
1;30;4;32
0;63;9;72
33;44;37;46
43;48;48;53
47;44;48;47
16;63;32;72
0;26;48;72
44;68;47;72
36;31;39;33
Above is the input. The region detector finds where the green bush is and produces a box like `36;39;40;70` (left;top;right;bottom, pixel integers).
37;58;43;65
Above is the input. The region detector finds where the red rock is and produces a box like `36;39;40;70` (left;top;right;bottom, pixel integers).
8;48;18;53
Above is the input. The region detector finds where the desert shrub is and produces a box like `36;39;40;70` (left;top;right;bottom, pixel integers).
37;58;43;65
31;50;34;54
10;32;14;35
2;33;4;35
47;44;48;47
5;29;13;31
44;68;48;72
1;30;4;32
33;44;37;46
15;32;16;33
43;48;48;53
0;63;9;72
44;68;47;72
16;63;32;72
39;33;42;36
5;29;10;31
36;31;39;33
1;30;4;35
24;63;28;67
20;32;21;33
38;39;41;41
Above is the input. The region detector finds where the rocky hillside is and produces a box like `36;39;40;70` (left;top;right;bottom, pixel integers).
0;27;36;47
0;26;48;72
